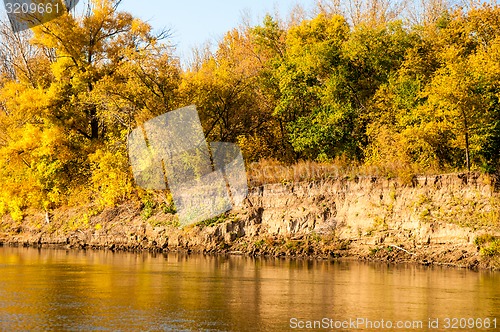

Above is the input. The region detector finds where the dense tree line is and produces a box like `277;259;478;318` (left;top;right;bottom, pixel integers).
0;0;499;219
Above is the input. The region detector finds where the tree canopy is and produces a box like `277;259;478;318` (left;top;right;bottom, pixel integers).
0;0;499;220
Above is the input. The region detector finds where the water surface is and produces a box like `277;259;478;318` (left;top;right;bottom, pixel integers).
0;247;498;331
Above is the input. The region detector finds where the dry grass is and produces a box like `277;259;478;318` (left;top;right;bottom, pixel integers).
247;158;373;187
246;158;458;187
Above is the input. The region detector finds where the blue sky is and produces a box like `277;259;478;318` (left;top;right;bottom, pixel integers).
119;0;315;64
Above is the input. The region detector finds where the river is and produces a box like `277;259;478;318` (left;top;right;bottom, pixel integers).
0;246;498;331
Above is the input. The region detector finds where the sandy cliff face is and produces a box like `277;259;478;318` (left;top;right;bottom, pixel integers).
1;173;499;269
243;174;495;243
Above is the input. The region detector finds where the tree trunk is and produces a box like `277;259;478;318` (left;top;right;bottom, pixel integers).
465;131;470;173
462;110;470;173
90;105;99;140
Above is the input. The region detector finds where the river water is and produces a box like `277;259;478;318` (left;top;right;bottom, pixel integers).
0;246;498;331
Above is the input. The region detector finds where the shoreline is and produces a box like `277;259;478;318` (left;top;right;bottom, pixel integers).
0;233;495;271
1;174;499;270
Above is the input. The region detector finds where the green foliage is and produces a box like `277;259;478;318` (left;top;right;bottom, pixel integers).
149;217;180;229
288;104;359;161
474;234;496;247
161;199;177;215
475;234;500;257
196;213;230;228
1;1;500;221
254;239;265;249
141;194;156;220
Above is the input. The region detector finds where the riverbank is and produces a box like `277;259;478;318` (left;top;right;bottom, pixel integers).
1;173;499;270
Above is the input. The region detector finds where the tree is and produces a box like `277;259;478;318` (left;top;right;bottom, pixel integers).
30;0;158;141
0;0;178;216
180;27;275;161
421;4;500;172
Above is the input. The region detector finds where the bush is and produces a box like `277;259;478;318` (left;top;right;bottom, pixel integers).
89;148;133;209
475;234;500;257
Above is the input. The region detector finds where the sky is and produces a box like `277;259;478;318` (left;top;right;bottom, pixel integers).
0;0;316;65
118;0;316;64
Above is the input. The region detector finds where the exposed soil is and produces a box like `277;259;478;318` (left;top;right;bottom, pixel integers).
1;174;499;270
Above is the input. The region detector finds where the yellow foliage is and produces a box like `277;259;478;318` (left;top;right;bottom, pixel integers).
89;148;133;209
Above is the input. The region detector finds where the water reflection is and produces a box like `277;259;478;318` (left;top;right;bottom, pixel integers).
0;247;498;331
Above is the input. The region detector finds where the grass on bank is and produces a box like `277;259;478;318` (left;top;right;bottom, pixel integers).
475;234;500;257
246;158;459;187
